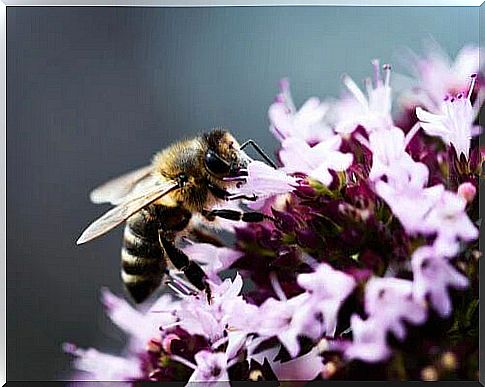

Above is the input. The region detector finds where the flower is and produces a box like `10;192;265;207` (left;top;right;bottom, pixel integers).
334;60;393;134
101;289;179;350
402;43;481;111
419;190;479;254
187;350;230;386
364;277;427;340
344;315;391;363
375;181;444;234
177;274;257;343
411;245;469;317
416;77;480;159
271;347;323;381
63;343;143;381
457;182;476;203
254;293;313;358
269;78;333;144
368;126;429;190
279;135;353;185
183;243;243;282
235;160;298;200
297;263;356;336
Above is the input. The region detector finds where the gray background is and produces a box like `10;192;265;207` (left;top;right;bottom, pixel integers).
7;6;479;381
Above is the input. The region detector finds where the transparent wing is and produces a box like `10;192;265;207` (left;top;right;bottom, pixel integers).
77;180;178;245
89;165;154;205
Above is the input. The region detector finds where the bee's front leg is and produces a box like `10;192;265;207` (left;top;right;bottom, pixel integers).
206;181;258;202
202;208;273;223
159;231;212;303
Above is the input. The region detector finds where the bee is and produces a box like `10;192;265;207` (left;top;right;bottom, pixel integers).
77;129;275;303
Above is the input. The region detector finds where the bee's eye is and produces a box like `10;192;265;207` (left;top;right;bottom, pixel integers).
204;149;231;176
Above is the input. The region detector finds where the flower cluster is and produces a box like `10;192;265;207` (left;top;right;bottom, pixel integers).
66;44;482;383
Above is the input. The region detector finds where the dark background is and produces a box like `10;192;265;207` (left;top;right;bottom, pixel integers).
7;6;479;381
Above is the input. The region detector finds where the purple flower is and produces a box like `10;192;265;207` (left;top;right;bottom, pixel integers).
334;60;393;134
269;78;333;143
178;274;257;343
183;243;243;282
368;126;429;189
402;43;481;111
344;315;391;363
297;263;356;336
411;245;469;317
254;293;312;358
187;350;231;386
416;79;480;159
271;347;323;381
63;343;143;381
364;277;427;340
236;160;298;200
420;190;479;254
375;182;444;234
279;135;353;185
457;181;476;203
101;289;179;350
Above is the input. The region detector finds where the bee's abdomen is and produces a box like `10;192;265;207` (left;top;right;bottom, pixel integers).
121;213;165;303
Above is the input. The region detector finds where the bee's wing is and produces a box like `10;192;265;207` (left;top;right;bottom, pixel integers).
89;165;155;205
77;180;179;245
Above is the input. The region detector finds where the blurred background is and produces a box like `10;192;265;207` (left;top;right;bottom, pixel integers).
7;6;479;381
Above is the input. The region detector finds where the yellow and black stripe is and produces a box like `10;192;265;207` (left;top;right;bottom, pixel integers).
121;209;165;303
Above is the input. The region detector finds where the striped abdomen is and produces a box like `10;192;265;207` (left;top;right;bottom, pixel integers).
121;207;166;303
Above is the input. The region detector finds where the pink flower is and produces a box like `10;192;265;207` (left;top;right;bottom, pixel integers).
368;126;429;190
63;343;143;381
255;294;312;358
271;347;323;381
411;245;469;317
187;350;230;386
269;78;333;143
297;263;356;336
252;264;356;358
183;243;243;282
344;315;391;363
101;289;179;350
364;277;427;340
279;135;353;185
420;190;479;250
236;160;298;199
375;182;444;234
457;182;476;203
334;60;393;134
178;274;258;344
416;79;480;159
403;43;481;111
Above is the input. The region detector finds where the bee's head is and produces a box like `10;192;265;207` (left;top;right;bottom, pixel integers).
203;129;249;179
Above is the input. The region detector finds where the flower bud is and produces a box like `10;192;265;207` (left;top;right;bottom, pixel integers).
322;362;337;379
147;338;162;353
441;351;457;370
421;366;438;381
161;333;181;354
457;182;476;203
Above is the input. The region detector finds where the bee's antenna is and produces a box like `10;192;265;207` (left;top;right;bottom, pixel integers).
240;139;277;169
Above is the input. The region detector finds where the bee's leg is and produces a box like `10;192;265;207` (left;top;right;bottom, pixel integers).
226;193;258;201
207;181;258;202
202;209;273;223
159;231;212;302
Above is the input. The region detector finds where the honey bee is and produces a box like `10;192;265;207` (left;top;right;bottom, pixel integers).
77;129;274;303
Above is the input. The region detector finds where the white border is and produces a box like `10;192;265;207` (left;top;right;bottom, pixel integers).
0;2;482;385
1;1;5;385
2;0;485;6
